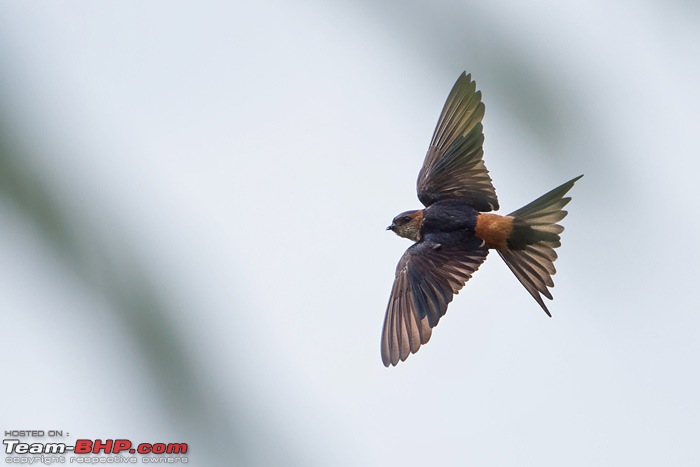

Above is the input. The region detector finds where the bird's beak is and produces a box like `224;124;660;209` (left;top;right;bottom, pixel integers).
386;224;395;231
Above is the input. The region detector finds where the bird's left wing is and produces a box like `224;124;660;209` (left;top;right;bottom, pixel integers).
381;237;488;367
417;72;499;211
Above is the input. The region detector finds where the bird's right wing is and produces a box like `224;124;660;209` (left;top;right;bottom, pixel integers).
417;72;499;212
381;237;488;367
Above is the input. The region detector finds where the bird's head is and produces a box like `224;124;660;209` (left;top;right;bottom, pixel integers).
387;210;424;242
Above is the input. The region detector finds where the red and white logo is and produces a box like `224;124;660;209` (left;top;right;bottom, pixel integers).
3;433;190;464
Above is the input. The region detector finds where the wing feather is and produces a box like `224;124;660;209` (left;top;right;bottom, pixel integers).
417;73;499;211
381;239;488;366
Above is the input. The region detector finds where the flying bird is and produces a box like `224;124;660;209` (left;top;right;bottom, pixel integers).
382;72;582;367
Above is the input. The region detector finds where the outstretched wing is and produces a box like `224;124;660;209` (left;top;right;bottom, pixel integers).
417;72;499;212
381;235;488;367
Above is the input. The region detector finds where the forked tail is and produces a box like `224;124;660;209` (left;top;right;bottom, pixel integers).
498;175;583;316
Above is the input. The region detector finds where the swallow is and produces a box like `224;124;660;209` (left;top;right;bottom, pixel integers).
382;72;582;367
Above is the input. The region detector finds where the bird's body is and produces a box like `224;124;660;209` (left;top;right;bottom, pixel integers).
382;72;582;367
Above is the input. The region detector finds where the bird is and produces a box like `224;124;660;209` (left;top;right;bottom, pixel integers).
382;72;582;367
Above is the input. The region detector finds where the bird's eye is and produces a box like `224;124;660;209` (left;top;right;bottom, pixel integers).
402;216;411;223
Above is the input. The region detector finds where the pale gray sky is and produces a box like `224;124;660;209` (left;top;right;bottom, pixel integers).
1;1;699;466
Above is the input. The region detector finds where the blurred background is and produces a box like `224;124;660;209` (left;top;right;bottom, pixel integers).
1;1;699;465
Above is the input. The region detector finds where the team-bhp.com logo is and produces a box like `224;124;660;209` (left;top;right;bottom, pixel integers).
3;432;189;464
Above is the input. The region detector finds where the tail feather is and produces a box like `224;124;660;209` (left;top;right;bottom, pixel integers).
498;175;582;316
